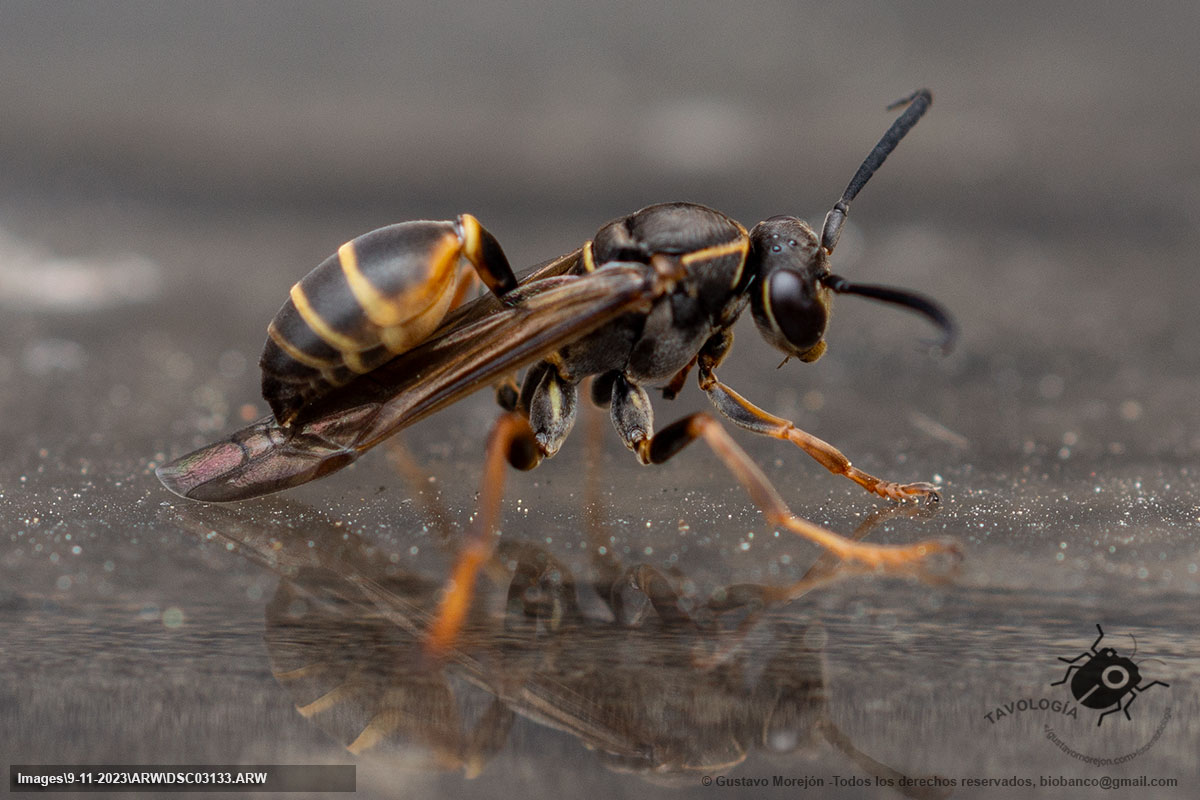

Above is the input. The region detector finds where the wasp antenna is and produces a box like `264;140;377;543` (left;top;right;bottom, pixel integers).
1128;632;1138;659
821;89;933;255
822;274;957;354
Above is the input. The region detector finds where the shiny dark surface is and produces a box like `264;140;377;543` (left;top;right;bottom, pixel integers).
3;2;1199;797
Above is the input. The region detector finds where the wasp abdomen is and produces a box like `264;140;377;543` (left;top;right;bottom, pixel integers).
261;218;487;425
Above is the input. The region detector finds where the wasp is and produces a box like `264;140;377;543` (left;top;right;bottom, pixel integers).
158;90;957;653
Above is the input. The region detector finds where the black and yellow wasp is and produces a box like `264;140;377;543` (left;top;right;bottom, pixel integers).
158;90;957;651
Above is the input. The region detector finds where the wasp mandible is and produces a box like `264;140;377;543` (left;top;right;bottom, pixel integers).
158;90;958;652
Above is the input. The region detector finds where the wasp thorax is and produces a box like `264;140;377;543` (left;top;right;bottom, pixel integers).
749;217;831;362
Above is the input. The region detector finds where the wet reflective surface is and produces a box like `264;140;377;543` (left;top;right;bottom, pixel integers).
3;2;1200;797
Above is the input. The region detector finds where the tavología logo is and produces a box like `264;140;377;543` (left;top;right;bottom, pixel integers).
1041;623;1173;767
1051;624;1169;726
981;623;1173;767
983;696;1078;725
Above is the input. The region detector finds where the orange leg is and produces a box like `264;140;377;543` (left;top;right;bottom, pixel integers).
698;362;939;503
643;411;955;567
609;372;955;569
426;413;539;657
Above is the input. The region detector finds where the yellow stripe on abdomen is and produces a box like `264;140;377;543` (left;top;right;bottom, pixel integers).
339;240;410;328
288;282;371;372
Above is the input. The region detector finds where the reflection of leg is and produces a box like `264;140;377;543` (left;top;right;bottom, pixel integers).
500;541;581;632
697;508;942;669
614;563;697;631
460;698;516;778
580;379;628;616
344;688;451;757
611;373;954;567
384;437;454;545
766;503;944;603
427;413;539;657
386;436;515;589
347;692;514;778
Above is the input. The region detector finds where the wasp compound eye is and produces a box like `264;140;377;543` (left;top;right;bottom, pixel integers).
751;268;830;361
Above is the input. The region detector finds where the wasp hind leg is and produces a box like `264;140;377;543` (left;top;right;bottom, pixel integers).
695;332;939;503
427;366;579;656
426;413;539;657
610;374;955;568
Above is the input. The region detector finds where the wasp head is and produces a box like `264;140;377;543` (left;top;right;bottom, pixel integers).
748;214;956;363
747;89;955;363
747;216;831;363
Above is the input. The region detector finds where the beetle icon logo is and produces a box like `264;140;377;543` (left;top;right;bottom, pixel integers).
1052;624;1169;726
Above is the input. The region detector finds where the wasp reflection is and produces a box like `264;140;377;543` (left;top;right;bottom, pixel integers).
167;499;949;798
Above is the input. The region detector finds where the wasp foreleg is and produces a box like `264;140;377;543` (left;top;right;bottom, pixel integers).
608;376;955;568
697;361;939;503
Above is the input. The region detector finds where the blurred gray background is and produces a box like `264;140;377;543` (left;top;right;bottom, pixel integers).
2;1;1199;798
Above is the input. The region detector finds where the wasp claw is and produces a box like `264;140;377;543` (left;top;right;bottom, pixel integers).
872;479;940;504
900;481;941;503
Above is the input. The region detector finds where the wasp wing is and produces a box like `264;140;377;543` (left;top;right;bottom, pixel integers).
157;264;649;502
